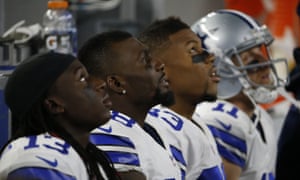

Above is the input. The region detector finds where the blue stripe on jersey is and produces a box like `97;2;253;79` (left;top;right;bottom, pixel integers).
170;145;187;166
208;126;246;167
90;133;135;148
7;167;76;180
197;166;224;180
217;143;246;168
105;151;140;166
208;125;247;153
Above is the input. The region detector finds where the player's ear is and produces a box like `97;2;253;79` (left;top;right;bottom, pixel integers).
44;97;65;114
106;75;127;95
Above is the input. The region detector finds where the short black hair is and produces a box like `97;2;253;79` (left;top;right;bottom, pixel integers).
138;16;190;53
78;30;133;78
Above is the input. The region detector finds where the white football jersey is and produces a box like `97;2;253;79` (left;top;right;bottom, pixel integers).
0;133;109;180
145;105;225;180
193;100;277;180
90;111;182;180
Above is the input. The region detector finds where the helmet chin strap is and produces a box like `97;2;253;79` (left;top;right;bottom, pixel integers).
238;67;280;104
244;87;278;104
245;83;300;110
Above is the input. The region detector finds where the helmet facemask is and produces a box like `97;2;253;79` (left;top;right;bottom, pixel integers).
217;43;288;104
192;9;289;104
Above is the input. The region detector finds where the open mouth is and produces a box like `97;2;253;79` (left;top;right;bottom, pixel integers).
211;69;220;83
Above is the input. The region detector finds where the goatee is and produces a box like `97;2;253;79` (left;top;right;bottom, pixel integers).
153;89;175;107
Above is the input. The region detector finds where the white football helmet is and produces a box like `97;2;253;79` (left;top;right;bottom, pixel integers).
191;9;288;104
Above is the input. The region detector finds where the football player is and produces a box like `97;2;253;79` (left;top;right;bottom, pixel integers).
0;52;119;179
191;9;288;180
139;17;225;179
78;30;182;180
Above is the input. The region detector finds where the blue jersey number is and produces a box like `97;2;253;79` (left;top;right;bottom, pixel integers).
24;135;70;155
148;108;183;131
111;111;136;128
212;103;239;119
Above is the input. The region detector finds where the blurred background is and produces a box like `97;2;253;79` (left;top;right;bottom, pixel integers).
0;0;225;48
0;0;299;148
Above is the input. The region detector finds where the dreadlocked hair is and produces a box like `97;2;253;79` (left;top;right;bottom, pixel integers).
138;16;190;54
0;96;49;157
10;93;50;139
51;124;120;180
0;94;120;180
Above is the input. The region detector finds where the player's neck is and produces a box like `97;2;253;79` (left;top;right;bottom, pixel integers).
228;92;255;117
110;98;149;127
169;96;195;120
72;133;91;148
124;108;148;127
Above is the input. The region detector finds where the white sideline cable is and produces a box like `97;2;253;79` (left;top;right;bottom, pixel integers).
69;0;122;11
277;87;300;110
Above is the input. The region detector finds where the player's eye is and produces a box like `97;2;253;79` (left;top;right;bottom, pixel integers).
245;59;271;73
189;47;198;56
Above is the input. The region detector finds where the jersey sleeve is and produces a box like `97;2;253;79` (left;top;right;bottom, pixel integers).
0;134;89;180
91;122;143;173
193;101;250;168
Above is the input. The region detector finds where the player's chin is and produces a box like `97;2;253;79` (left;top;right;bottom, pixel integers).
159;86;171;95
208;84;218;94
152;88;175;107
97;110;112;126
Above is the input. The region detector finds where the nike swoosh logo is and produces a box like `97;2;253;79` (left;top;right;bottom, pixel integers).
36;156;58;167
98;125;112;133
215;118;232;131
